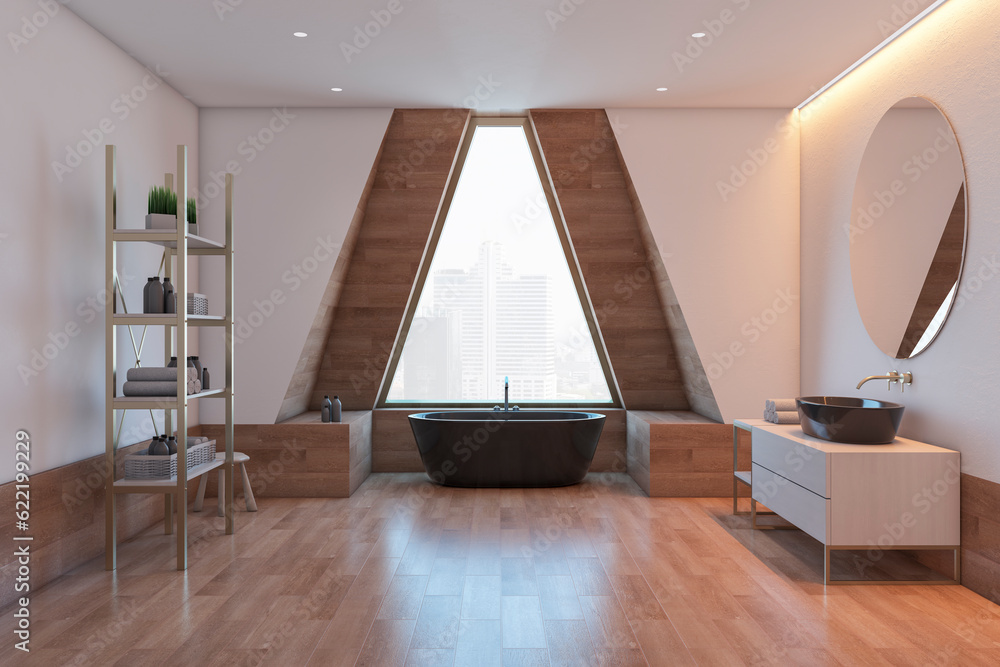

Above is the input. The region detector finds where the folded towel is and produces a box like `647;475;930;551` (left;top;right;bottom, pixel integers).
127;367;197;382
186;379;203;395
771;411;800;425
186;437;208;447
122;381;181;397
769;399;798;412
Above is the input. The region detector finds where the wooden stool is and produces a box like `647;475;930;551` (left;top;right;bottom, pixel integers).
194;452;257;515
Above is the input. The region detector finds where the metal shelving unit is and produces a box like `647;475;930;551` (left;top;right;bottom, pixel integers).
105;145;236;571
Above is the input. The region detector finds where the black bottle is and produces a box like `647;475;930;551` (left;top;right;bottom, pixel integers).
143;277;163;314
163;277;175;314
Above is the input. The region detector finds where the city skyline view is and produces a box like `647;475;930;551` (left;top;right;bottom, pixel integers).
385;125;613;404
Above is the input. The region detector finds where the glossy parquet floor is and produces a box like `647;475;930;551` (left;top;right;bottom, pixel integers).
3;472;1000;666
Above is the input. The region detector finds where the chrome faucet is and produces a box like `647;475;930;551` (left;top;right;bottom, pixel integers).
493;376;519;412
857;370;913;392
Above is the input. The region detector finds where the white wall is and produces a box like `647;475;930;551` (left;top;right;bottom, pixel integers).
800;0;1000;482
610;109;800;421
0;0;199;482
198;108;391;424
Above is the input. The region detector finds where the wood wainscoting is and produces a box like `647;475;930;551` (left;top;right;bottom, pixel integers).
530;109;694;412
961;473;1000;604
0;440;183;610
308;109;471;412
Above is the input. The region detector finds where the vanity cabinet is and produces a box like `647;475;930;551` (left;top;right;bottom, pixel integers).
735;419;960;584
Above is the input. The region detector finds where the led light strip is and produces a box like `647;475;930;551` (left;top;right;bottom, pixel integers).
797;0;952;109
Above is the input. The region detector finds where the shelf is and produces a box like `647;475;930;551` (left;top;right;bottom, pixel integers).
113;388;227;409
113;458;225;494
113;314;226;326
734;470;752;487
112;229;226;252
106;145;236;572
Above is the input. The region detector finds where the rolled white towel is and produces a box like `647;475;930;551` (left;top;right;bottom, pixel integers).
770;399;798;412
773;411;800;424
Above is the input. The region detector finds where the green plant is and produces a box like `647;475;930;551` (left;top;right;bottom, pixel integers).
147;186;177;216
187;197;197;226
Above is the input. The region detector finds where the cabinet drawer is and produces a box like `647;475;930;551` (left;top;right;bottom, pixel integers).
751;427;828;497
752;463;828;543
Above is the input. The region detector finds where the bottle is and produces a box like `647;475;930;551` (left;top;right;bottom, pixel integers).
166;436;178;455
151;436;170;456
201;367;210;391
322;396;333;423
147;435;161;455
168;356;177;368
163;277;175;314
143;277;164;314
332;395;342;423
190;356;202;379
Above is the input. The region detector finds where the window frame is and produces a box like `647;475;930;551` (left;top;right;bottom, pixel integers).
375;114;623;409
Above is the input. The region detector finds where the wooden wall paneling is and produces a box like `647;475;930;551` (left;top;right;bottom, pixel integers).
0;439;188;610
310;109;471;412
959;473;1000;605
529;110;689;412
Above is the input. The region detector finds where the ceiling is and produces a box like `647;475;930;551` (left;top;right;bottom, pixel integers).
68;0;921;109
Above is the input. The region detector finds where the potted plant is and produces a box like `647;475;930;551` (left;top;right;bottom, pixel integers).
187;197;198;236
145;186;177;230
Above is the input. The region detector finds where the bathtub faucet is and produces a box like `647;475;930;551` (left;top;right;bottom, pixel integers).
494;377;519;413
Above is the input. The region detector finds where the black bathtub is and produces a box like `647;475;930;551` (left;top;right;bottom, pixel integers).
408;411;606;488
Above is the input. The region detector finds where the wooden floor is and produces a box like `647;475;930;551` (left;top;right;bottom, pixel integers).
3;472;1000;666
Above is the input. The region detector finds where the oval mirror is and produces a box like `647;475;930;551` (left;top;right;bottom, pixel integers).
849;97;967;358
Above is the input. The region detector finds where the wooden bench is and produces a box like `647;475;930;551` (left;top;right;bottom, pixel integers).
200;410;372;498
626;411;732;497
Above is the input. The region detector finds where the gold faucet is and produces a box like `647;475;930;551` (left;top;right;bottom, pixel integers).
857;370;913;392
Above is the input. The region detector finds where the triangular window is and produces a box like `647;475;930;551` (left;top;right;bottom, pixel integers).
380;118;618;406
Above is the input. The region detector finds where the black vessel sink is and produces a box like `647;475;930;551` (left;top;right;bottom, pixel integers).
796;396;904;445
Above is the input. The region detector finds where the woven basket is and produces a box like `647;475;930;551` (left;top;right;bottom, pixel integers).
124;439;216;480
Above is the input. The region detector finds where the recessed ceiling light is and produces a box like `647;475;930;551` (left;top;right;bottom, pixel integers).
330;87;343;92
692;32;706;38
293;31;308;37
656;87;668;92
